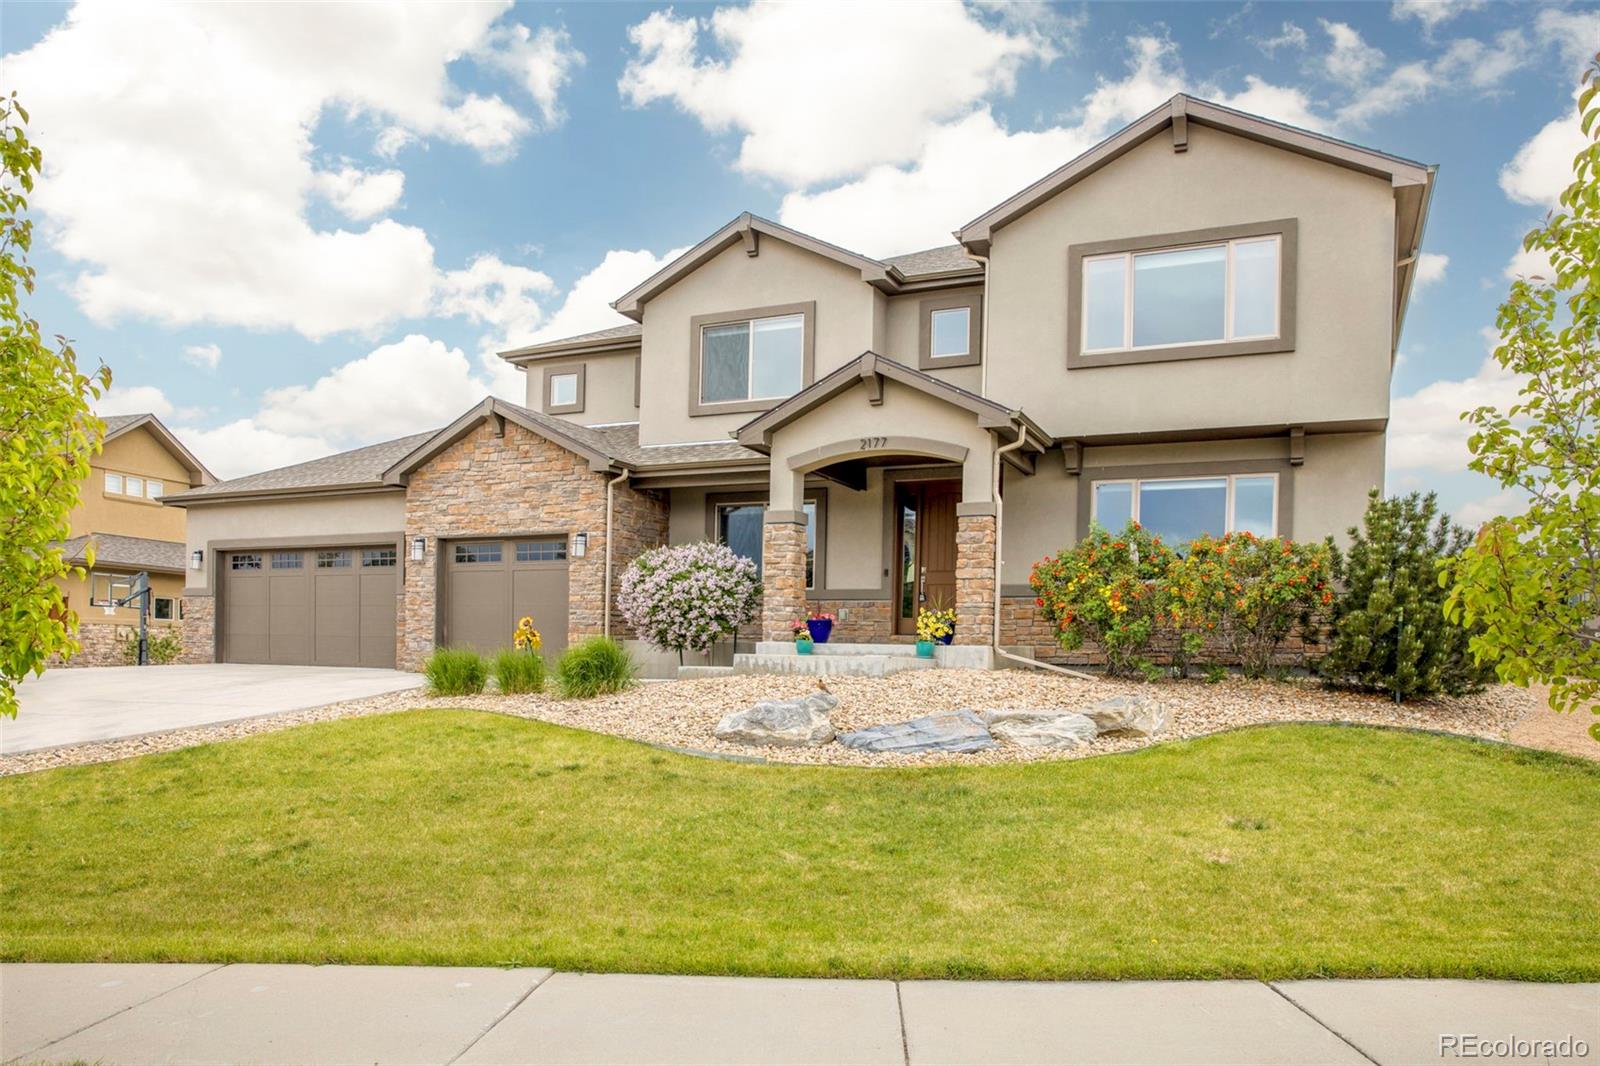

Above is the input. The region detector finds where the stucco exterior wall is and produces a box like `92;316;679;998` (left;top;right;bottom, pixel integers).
75;426;197;541
882;288;983;392
984;124;1396;438
180;491;408;593
638;238;884;446
526;349;640;428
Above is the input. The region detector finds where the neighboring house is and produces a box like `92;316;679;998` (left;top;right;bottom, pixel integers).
56;413;215;665
165;95;1435;672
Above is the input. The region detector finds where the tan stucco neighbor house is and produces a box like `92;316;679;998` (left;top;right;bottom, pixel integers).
55;413;215;665
165;95;1436;673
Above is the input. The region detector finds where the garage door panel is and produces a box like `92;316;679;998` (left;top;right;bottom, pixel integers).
223;553;268;663
446;568;509;653
266;552;310;665
512;566;569;659
358;552;398;668
313;574;359;667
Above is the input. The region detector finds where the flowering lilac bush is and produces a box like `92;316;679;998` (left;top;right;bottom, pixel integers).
617;541;761;660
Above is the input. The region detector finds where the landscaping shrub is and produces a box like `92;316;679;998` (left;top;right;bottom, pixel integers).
116;629;183;665
1318;490;1494;700
491;648;546;694
1030;522;1177;676
555;637;635;699
617;542;760;662
424;647;489;696
1163;532;1332;678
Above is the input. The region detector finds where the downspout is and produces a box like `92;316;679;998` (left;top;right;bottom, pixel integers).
991;428;1095;681
969;251;991;398
603;468;629;640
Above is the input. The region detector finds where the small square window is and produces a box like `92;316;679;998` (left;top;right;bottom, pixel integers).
231;553;262;571
153;597;175;620
271;551;303;570
453;542;503;564
549;373;579;408
515;539;567;562
930;307;971;358
361;548;397;568
145;480;163;499
105;473;123;494
316;550;351;569
125;476;143;497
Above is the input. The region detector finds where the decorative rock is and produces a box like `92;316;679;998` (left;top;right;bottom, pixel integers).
836;711;995;754
985;711;1098;749
1081;695;1170;737
714;692;838;747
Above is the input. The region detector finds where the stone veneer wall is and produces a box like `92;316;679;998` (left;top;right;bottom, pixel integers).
803;599;895;644
953;514;996;645
179;596;216;663
761;518;809;642
399;420;668;670
47;619;188;668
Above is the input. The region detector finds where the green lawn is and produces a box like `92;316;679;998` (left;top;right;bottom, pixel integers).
2;711;1596;981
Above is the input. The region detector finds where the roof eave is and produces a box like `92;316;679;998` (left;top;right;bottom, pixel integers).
160;482;400;507
102;413;219;486
383;398;623;486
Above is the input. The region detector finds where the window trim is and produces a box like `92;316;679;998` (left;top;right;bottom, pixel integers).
1075;459;1294;541
104;472;123;494
705;488;827;591
1066;219;1297;369
917;291;983;369
688;301;816;417
542;363;586;415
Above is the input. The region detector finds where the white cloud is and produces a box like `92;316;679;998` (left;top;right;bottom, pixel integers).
1534;8;1600;73
1388;331;1523;474
520;247;687;346
1503;244;1555;283
171;419;338;481
6;2;582;338
1500;100;1585;208
1320;21;1386;86
619;0;1056;186
1454;487;1529;527
311;165;406;221
1253;22;1309;55
1413;252;1449;293
473;24;585;127
1391;0;1485;33
779;35;1321;255
1333;28;1526;128
95;384;177;420
182;343;222;371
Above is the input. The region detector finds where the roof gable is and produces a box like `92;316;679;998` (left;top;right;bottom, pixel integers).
101;413;217;485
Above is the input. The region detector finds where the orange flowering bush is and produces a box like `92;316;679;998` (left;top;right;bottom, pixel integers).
1162;532;1330;678
1029;522;1176;676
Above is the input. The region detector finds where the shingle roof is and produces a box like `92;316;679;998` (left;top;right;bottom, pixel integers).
884;245;980;277
163;431;435;503
501;322;642;360
99;413;145;435
494;401;763;469
57;533;186;573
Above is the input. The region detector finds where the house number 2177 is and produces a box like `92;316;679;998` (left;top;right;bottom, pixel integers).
859;436;887;450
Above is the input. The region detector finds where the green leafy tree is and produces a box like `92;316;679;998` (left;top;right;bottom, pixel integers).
1444;55;1600;739
1320;491;1493;701
0;93;110;717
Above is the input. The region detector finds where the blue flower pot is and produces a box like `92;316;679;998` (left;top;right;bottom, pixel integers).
796;638;814;656
938;627;955;646
805;618;833;644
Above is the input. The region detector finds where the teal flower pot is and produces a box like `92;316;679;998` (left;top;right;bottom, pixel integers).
915;639;935;658
796;638;814;656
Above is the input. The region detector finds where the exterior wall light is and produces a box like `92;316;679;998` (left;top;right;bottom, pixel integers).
189;549;204;571
572;532;588;558
410;536;426;562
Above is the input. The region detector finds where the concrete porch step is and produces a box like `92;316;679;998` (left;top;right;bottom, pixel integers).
733;653;938;677
754;642;1000;670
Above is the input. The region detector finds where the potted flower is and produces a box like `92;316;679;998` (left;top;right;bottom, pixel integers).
793;620;814;655
805;610;836;644
915;607;955;657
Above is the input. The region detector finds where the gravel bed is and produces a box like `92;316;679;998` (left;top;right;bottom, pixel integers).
0;670;1544;776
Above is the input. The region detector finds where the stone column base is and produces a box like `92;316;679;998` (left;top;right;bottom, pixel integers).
761;515;808;642
954;513;996;645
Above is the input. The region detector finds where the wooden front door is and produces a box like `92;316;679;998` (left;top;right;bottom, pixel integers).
894;480;961;635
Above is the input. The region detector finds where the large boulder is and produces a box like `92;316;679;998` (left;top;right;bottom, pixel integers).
1080;695;1169;737
837;711;995;754
715;691;838;747
983;710;1098;749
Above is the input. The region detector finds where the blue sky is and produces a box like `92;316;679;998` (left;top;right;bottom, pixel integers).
4;0;1593;523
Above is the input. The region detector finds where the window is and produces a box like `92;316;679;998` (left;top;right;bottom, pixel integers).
549;373;578;407
316;550;351;569
153;597;175;621
361;548;397;568
696;309;808;407
918;294;981;369
544;364;585;414
145;480;163;499
930;308;971;358
105;473;123;494
1091;474;1278;545
271;551;303;570
717;500;818;588
230;553;262;571
515;540;567;562
89;573;135;607
453;542;502;564
1069;220;1295;367
125;476;143;498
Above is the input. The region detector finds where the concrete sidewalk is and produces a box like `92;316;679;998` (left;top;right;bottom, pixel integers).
2;965;1594;1065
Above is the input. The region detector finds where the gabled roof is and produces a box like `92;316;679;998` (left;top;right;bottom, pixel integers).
734;352;1052;455
56;532;186;574
163;431;433;505
883;244;981;279
100;412;217;485
500;322;643;364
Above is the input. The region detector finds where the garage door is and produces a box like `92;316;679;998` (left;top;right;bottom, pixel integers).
443;537;569;658
222;546;398;667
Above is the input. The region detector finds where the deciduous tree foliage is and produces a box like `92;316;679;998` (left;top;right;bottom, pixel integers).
0;93;110;717
1444;55;1600;738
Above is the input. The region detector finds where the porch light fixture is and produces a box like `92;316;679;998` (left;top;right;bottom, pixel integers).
410;537;426;562
572;532;588;558
189;549;204;571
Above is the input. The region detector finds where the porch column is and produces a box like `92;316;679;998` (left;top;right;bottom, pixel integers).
762;511;809;641
954;502;996;645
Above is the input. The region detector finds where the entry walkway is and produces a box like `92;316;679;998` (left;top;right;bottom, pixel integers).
2;964;1594;1065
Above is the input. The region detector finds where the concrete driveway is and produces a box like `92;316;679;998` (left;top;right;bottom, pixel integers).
1;664;422;754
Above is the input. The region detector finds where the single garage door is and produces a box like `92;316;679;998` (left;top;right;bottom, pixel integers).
443;537;569;658
222;546;398;667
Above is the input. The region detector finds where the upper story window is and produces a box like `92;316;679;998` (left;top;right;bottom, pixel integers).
1091;473;1278;546
544;364;585;415
144;480;163;499
689;302;815;416
1068;220;1296;369
918;293;982;370
103;471;165;500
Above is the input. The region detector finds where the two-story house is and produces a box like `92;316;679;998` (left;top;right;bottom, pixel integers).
166;96;1435;673
56;413;215;664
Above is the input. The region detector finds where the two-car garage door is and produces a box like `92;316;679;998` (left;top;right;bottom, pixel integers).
222;547;398;668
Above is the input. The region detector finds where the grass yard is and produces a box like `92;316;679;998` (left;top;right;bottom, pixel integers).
2;711;1595;981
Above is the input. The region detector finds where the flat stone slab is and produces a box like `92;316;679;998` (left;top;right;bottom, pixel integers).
36;963;549;1066
983;710;1098;749
458;972;904;1065
715;692;838;747
0;962;220;1061
900;980;1370;1065
837;711;996;754
1081;694;1170;737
